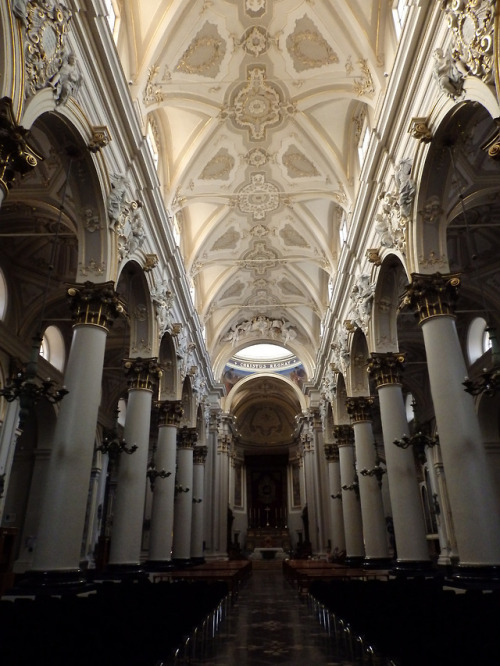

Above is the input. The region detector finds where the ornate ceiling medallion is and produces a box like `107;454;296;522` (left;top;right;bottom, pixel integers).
282;146;320;178
286;16;339;72
246;148;270;167
199;149;235;180
24;0;73;97
228;66;289;141
175;23;226;78
243;241;279;275
241;26;270;57
238;173;280;220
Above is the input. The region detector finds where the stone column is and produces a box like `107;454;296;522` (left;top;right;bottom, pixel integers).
426;453;458;566
81;461;102;569
0;97;42;207
172;426;197;564
30;281;123;585
368;352;431;572
301;428;319;553
0;401;20;523
213;418;231;557
191;445;208;564
147;400;183;568
404;272;500;578
346;397;390;567
108;357;161;574
335;425;364;566
324;443;346;556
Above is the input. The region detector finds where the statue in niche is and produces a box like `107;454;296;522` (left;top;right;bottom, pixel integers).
53;53;82;106
349;274;375;330
151;281;174;337
107;173;128;227
395;158;415;218
433;48;464;99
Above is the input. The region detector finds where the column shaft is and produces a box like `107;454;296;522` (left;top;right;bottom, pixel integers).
172;427;197;562
108;387;153;567
32;324;108;573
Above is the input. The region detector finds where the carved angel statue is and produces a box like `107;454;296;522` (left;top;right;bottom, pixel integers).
53;53;82;106
107;173;128;226
433;48;464;100
151;281;174;336
395;158;416;218
12;0;28;23
349;274;375;330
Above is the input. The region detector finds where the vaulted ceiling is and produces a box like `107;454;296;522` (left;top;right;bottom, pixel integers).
121;0;394;380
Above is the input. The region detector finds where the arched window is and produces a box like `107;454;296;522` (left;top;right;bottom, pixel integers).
103;0;120;40
405;392;415;424
392;0;409;38
0;268;7;321
40;325;66;372
467;317;491;365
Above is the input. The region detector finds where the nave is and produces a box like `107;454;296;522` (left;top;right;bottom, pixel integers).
174;561;357;666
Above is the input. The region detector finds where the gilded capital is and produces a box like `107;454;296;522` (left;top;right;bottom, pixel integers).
67;281;125;330
123;357;161;391
217;433;231;454
324;443;339;462
177;426;198;449
333;424;354;447
157;400;184;427
401;272;461;324
193;445;208;464
346;396;374;424
0;97;42;197
368;352;405;388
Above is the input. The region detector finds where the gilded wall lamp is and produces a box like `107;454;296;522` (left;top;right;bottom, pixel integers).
97;409;138;457
359;441;387;489
393;400;438;464
146;443;171;491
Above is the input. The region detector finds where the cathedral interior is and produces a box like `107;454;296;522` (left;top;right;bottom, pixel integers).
1;1;500;665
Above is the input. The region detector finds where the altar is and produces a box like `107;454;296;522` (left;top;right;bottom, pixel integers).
249;547;287;561
245;527;291;555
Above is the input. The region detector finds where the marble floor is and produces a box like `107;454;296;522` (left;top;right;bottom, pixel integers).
178;562;355;666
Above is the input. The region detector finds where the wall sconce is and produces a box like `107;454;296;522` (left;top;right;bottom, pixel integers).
331;492;342;500
175;484;189;494
146;444;171;491
359;442;386;489
97;410;137;456
393;401;438;464
0;337;68;429
192;497;202;504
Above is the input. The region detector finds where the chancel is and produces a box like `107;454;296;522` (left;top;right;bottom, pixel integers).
1;1;500;665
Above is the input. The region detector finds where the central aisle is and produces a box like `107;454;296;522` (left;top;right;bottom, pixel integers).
189;562;353;665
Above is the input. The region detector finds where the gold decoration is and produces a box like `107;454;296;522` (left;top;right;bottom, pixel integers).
143;254;159;272
24;0;73;97
88;125;111;153
286;17;339;72
408;117;432;142
353;59;375;96
366;248;382;265
176;23;226;78
442;0;495;83
0;96;43;197
367;352;406;388
143;65;164;105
